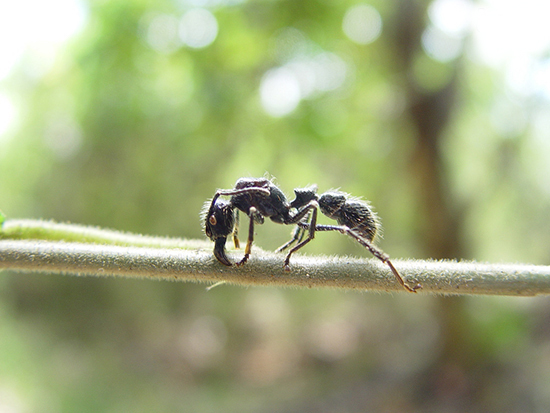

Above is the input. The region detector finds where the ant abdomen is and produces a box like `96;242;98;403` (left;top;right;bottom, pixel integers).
319;192;379;242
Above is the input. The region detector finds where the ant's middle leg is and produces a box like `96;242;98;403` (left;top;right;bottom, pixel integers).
282;206;318;269
275;225;303;253
276;211;311;253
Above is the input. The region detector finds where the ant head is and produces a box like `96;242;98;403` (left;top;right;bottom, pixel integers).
290;185;318;209
318;192;346;219
202;197;235;265
203;198;235;240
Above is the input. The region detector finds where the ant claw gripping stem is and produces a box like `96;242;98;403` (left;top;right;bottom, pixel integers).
202;177;420;293
236;254;249;266
384;259;422;293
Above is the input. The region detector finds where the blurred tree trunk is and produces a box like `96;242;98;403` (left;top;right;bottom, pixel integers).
390;0;476;408
392;1;463;259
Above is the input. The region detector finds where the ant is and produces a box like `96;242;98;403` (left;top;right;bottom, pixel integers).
202;177;421;293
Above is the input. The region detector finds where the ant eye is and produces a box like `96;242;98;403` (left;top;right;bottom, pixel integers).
209;215;217;226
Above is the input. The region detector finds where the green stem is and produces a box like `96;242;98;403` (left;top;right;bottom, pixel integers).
1;219;550;296
0;219;196;248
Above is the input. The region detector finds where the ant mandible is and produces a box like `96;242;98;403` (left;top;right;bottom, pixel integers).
202;177;421;293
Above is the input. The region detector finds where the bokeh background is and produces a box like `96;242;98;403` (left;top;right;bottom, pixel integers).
2;0;550;411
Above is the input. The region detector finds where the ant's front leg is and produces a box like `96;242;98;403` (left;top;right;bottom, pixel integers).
232;210;240;249
236;207;263;266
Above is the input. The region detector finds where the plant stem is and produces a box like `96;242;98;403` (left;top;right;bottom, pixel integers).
1;219;550;296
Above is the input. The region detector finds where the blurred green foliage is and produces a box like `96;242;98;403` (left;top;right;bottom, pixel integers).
1;0;550;411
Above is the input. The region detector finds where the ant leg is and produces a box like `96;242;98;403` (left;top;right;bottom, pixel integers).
236;207;259;266
296;223;421;293
216;187;270;252
205;187;269;268
283;207;318;269
275;211;311;253
232;210;240;249
275;225;303;252
344;230;421;293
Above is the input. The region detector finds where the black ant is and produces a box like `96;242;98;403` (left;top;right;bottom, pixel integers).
202;177;421;293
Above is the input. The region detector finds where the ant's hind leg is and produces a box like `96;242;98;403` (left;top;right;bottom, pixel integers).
344;229;421;293
294;223;421;293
